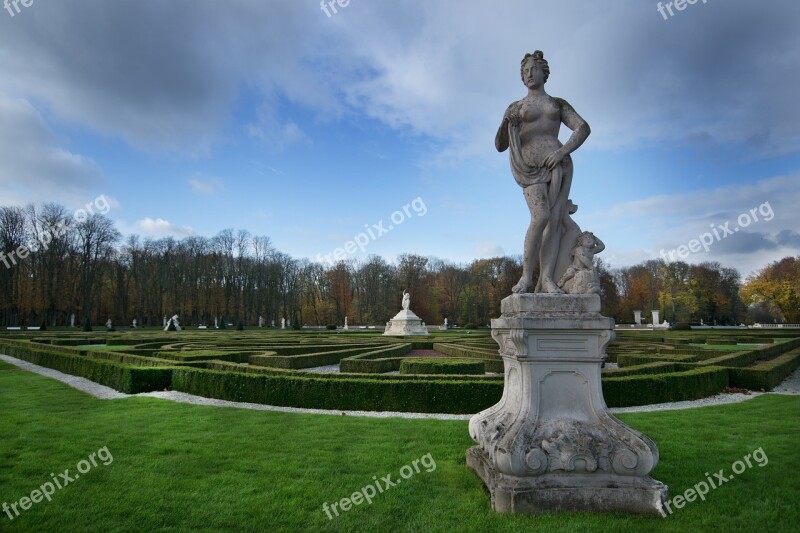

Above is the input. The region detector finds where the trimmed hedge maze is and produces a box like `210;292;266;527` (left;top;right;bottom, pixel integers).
1;328;798;413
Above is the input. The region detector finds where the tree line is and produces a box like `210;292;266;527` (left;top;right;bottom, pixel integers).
0;203;796;328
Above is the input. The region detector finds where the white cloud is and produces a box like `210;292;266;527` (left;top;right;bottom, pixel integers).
188;177;222;195
583;173;800;276
0;95;105;205
136;218;195;238
474;243;505;258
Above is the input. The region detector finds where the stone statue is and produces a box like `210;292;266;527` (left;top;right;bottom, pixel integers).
557;231;605;294
401;290;411;311
105;318;113;329
496;50;591;294
132;319;137;328
164;314;181;332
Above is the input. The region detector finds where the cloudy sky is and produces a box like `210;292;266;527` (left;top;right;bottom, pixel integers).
1;0;798;277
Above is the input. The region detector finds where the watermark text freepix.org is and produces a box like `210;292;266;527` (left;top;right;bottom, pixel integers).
660;201;773;263
322;452;436;520
320;0;351;18
658;446;768;517
657;0;709;21
4;0;34;18
316;196;427;264
1;194;112;270
3;446;114;522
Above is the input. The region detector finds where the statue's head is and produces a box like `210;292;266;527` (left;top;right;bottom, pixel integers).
578;231;595;247
520;50;550;85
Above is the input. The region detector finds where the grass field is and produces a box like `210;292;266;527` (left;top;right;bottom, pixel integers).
1;359;798;532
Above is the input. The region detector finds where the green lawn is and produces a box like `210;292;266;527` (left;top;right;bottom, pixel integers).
1;360;798;532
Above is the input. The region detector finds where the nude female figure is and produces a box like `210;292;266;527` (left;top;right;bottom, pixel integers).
495;51;591;294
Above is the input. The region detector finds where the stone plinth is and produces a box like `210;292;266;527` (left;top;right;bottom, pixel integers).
467;294;667;515
383;308;429;337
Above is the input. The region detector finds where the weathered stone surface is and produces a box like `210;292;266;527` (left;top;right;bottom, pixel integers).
468;293;668;515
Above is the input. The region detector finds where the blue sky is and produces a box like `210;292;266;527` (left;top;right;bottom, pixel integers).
1;0;799;277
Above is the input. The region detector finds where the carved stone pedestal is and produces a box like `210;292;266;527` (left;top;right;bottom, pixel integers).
383;308;429;336
467;294;667;515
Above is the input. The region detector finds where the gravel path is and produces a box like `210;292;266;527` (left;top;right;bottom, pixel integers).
303;364;341;373
2;353;799;420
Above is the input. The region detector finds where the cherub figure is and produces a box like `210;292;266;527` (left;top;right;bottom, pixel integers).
557;231;605;295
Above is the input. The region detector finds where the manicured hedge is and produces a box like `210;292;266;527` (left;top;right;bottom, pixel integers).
602;367;729;407
0;341;173;393
204;360;501;382
87;350;186;368
249;346;380;370
617;353;699;367
432;343;503;373
171;367;502;413
155;350;262;363
701;337;800;368
728;348;800;390
339;344;413;373
706;337;739;345
602;361;677;377
400;358;485;376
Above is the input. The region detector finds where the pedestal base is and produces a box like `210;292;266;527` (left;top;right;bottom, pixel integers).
383;308;429;336
467;446;667;515
468;294;667;515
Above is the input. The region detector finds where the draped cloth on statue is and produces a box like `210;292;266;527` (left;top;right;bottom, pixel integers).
508;121;570;210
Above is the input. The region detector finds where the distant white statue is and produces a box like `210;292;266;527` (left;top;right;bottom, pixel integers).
70;313;75;328
106;318;113;329
163;315;167;327
164;314;181;332
132;319;138;328
214;316;218;328
281;317;286;329
402;290;411;311
259;315;264;327
344;316;349;330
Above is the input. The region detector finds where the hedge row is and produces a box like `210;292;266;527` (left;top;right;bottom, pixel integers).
602;367;729;407
204;360;501;382
249;346;381;370
707;337;775;345
155;350;260;363
701;337;800;368
432;343;504;373
617;353;699;367
400;358;485;376
0;342;173;393
169;363;732;411
85;350;188;368
602;361;677;378
338;344;413;373
171;367;501;413
728;348;800;390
